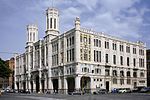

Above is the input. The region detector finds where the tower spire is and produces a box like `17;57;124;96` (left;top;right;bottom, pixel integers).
45;7;59;36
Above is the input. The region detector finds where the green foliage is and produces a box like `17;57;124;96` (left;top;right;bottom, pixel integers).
0;58;11;78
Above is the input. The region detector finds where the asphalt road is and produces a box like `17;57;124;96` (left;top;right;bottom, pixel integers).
0;93;150;100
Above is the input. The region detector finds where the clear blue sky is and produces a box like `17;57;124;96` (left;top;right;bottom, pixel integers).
0;0;150;60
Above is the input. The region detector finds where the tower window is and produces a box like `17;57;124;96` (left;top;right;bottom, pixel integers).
47;18;49;29
50;18;52;28
54;18;56;29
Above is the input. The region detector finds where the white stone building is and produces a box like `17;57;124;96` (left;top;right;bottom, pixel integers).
15;7;147;94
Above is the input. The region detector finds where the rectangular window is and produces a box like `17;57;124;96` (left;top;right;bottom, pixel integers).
96;39;98;47
67;50;69;62
80;35;82;42
69;37;71;46
54;18;56;29
106;54;108;63
126;46;130;53
113;55;116;64
99;51;101;62
105;41;109;49
120;45;124;52
113;43;117;50
127;79;131;84
127;57;129;66
133;48;136;54
47;18;49;29
120;79;124;85
120;56;123;65
72;36;74;45
133;58;136;67
89;37;91;44
72;48;74;61
50;18;52;28
94;50;96;62
105;69;110;76
99;40;101;47
67;38;69;47
96;51;98;62
70;49;72;61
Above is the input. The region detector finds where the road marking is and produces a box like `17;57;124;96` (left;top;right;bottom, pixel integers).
16;96;66;100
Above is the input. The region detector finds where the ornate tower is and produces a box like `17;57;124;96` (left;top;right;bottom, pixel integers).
45;7;59;36
26;24;38;46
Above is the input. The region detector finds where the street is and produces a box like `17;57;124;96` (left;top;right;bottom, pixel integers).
0;93;150;100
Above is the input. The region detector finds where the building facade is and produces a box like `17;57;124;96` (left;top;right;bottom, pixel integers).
15;7;147;94
146;50;150;87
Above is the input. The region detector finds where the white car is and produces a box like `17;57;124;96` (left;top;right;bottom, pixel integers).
118;88;127;93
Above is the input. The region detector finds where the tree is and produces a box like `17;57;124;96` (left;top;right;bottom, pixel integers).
0;58;11;78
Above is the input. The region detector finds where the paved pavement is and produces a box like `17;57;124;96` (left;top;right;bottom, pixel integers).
0;93;150;100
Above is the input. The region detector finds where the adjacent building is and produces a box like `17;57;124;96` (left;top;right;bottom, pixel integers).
0;57;14;89
15;7;147;94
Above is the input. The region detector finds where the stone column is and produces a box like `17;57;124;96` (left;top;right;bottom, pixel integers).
58;77;62;93
63;77;68;94
39;71;42;93
33;80;36;93
48;77;53;93
75;76;81;92
90;77;94;93
44;75;47;93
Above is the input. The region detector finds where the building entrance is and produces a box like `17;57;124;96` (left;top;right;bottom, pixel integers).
52;79;58;93
36;76;39;93
81;77;91;93
67;77;75;93
106;81;109;91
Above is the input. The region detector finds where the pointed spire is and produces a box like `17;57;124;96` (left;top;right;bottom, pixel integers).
75;17;80;30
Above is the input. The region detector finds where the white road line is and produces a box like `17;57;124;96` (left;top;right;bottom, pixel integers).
16;96;66;100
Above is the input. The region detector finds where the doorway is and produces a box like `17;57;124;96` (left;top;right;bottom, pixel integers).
106;81;109;91
36;76;39;93
52;79;58;93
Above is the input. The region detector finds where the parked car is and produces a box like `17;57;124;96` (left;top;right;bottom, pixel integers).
98;89;108;94
68;91;83;95
93;89;108;94
111;88;119;93
19;89;30;94
125;88;132;93
132;86;145;93
118;88;127;93
140;87;150;93
0;89;5;94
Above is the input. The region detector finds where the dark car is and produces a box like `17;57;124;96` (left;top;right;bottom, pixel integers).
98;89;108;94
19;89;30;94
132;86;145;93
111;88;119;93
140;87;150;93
68;90;83;95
